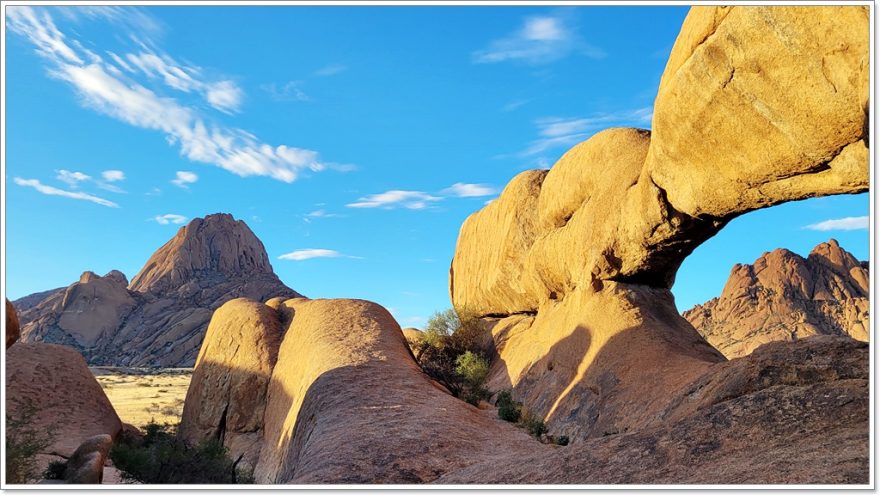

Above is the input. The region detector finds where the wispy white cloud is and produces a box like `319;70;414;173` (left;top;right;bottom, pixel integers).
442;183;497;198
347;190;443;210
314;63;347;77
14;177;119;208
153;213;188;225
56;169;91;187
518;108;653;157
278;248;361;261
803;216;869;231
57;6;164;37
7;6;333;184
125;50;244;113
261;81;310;102
305;209;342;219
473;13;604;65
171;171;198;188
101;169;125;182
502;99;530;112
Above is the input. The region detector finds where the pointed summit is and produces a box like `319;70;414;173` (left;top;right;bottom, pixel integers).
16;213;301;366
129;213;276;294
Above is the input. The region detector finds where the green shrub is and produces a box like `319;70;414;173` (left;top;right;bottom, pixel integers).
415;308;490;402
5;401;54;484
519;411;547;439
496;390;522;423
110;421;252;484
455;351;489;387
554;435;570;446
43;460;67;480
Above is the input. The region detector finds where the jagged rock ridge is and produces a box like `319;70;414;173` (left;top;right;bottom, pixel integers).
16;213;300;367
684;239;869;358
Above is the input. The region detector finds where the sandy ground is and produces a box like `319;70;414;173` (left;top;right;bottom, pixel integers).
90;367;192;428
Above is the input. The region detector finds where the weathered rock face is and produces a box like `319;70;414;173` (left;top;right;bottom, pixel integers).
16;213;300;366
684;240;869;358
181;297;545;483
439;336;868;484
179;299;283;469
6;298;20;349
5;343;123;457
449;5;868;441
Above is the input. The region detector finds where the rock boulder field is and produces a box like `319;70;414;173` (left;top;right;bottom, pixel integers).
15;213;300;366
449;5;868;442
685;240;869;358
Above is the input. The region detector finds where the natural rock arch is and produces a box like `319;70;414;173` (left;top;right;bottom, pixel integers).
449;5;869;440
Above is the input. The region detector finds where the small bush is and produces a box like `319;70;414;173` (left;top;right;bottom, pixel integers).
519;411;547;439
5;401;55;484
496;390;522;423
43;460;67;480
455;351;489;387
554;435;570;446
110;421;252;484
414;308;490;402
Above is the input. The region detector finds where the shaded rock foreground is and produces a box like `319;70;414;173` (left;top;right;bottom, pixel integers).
15;213;300;366
685;239;869;358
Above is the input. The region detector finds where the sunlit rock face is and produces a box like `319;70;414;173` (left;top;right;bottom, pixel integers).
449;5;868;441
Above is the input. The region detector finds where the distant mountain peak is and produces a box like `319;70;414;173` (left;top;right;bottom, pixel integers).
128;213;276;294
684;240;869;359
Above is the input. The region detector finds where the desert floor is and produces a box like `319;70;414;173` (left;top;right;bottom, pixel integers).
91;368;192;428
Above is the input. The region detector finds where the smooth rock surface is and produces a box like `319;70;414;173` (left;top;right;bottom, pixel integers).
179;298;283;469
64;434;113;484
5;343;122;457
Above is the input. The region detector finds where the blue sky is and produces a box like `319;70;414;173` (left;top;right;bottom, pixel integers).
4;6;870;327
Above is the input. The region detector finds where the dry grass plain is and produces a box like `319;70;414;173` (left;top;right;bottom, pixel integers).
91;368;192;428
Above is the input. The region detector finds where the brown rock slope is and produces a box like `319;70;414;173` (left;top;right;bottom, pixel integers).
181;297;543;483
6;343;123;458
450;5;868;442
684;239;869;358
16;213;300;366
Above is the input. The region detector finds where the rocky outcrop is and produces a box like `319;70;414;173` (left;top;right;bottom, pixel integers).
5;343;122;457
179;299;283;469
449;5;868;441
684;240;869;358
183;296;868;484
181;297;544;483
16;213;301;366
439;337;868;484
64;434;113;484
6;298;20;348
